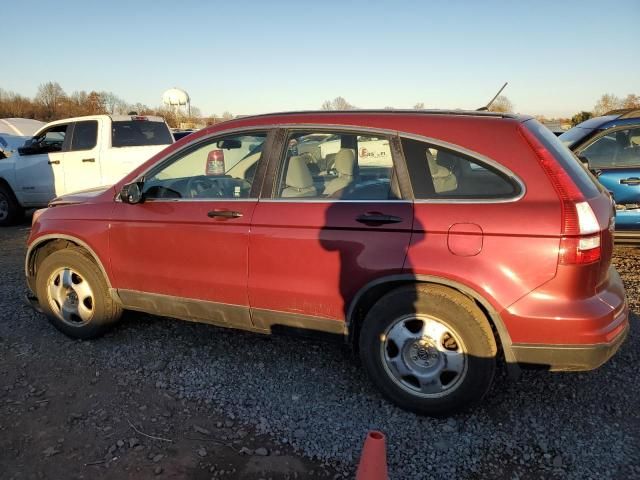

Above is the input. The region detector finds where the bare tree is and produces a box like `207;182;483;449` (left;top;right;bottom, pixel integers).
221;111;234;121
35;82;66;120
488;95;514;113
321;96;355;110
622;94;640;109
413;102;425;109
593;94;622;115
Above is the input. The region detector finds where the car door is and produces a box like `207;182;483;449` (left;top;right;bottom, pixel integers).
63;120;102;194
109;130;274;329
248;128;414;332
579;126;640;230
14;124;69;205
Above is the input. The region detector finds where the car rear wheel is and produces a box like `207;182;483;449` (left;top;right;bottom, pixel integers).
359;284;497;416
35;248;122;339
0;185;23;226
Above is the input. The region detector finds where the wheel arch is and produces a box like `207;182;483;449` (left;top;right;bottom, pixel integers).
347;274;517;365
26;234;114;293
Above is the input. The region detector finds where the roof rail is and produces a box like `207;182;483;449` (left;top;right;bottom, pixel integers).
237;109;519;121
603;108;640;119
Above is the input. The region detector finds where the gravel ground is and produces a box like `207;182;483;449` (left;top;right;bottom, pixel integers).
1;224;639;479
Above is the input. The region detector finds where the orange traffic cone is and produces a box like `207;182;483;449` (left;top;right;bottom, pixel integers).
356;431;388;480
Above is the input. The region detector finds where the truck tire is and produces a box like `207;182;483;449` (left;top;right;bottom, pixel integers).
359;284;497;417
0;184;23;226
35;247;123;339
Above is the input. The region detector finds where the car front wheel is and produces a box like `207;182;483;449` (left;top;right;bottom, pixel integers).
359;284;497;416
35;247;122;339
0;185;23;226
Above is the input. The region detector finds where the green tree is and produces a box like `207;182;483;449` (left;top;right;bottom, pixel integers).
571;111;592;126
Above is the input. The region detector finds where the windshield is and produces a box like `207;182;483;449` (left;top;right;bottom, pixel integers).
112;120;173;148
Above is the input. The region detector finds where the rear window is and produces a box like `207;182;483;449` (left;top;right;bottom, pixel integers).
525;119;601;198
112;120;173;148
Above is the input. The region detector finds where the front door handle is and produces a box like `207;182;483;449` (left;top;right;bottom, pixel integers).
207;209;243;219
355;212;403;226
47;160;60;165
620;177;640;185
82;158;95;163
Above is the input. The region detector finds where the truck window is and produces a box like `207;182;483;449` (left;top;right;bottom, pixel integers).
70;121;98;151
111;120;173;148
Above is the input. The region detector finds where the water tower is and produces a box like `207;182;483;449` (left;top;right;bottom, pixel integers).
162;87;191;116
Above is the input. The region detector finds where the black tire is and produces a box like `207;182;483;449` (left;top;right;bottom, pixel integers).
35;247;122;339
0;184;23;226
359;284;497;416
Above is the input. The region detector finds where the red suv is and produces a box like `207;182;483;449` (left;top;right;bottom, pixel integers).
25;110;629;415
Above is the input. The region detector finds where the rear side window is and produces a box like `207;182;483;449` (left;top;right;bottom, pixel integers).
525;119;600;198
112;120;173;148
71;121;97;151
401;138;520;199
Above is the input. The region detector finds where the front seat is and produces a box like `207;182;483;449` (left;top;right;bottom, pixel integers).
323;149;356;196
281;156;317;198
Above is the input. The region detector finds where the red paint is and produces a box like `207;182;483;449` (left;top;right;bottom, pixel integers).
27;111;629;353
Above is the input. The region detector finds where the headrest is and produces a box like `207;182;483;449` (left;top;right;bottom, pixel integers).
335;149;356;176
286;156;314;189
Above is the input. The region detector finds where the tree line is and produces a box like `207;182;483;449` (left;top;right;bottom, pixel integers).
0;82;231;128
321;93;640;127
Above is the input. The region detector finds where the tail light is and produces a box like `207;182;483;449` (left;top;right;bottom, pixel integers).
518;125;602;265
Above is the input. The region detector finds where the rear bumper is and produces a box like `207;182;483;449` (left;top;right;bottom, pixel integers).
510;302;629;371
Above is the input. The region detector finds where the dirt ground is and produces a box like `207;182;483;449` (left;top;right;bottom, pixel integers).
0;224;343;480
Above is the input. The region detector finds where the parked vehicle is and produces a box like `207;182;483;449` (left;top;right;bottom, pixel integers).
26;110;629;416
171;129;197;141
560;109;640;243
0;114;173;225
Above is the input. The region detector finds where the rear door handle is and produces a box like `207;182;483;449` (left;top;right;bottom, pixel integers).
207;209;243;219
620;177;640;185
82;158;95;163
355;212;403;226
47;160;60;165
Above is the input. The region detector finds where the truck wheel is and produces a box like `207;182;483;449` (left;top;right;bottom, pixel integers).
35;247;122;339
0;184;23;226
359;284;497;416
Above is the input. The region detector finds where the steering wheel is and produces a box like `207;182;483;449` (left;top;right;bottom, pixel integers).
186;176;224;198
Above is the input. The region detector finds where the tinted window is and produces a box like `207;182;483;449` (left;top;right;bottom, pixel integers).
401;138;519;199
525;119;600;198
143;133;267;200
71;121;97;151
581;128;640;168
112;120;173;147
275;131;399;200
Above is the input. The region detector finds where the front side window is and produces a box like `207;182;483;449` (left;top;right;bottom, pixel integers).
580;127;640;168
70;121;98;151
29;124;69;154
275;131;399;200
142;132;267;200
401;137;519;199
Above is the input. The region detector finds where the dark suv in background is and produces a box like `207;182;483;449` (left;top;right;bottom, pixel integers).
560;109;640;243
26;110;629;416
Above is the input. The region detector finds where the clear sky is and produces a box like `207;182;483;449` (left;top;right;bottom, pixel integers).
4;0;639;117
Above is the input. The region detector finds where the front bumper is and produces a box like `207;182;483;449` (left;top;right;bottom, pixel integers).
510;305;629;371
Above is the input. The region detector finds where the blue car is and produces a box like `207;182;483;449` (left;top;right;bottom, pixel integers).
560;109;640;244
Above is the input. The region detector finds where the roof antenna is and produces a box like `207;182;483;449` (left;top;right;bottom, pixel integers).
477;82;508;111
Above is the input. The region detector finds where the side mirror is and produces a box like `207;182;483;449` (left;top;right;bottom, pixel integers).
120;182;143;204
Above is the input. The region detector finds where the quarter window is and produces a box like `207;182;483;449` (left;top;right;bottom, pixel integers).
142;133;267;200
275;131;399;200
70;121;98;151
401;138;519;199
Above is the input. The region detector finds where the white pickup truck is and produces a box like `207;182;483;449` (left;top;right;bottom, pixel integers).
0;114;173;225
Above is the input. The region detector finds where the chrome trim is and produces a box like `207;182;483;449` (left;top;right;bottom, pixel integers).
258;199;412;204
142;198;258;203
125;123;526;205
25;234;113;289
